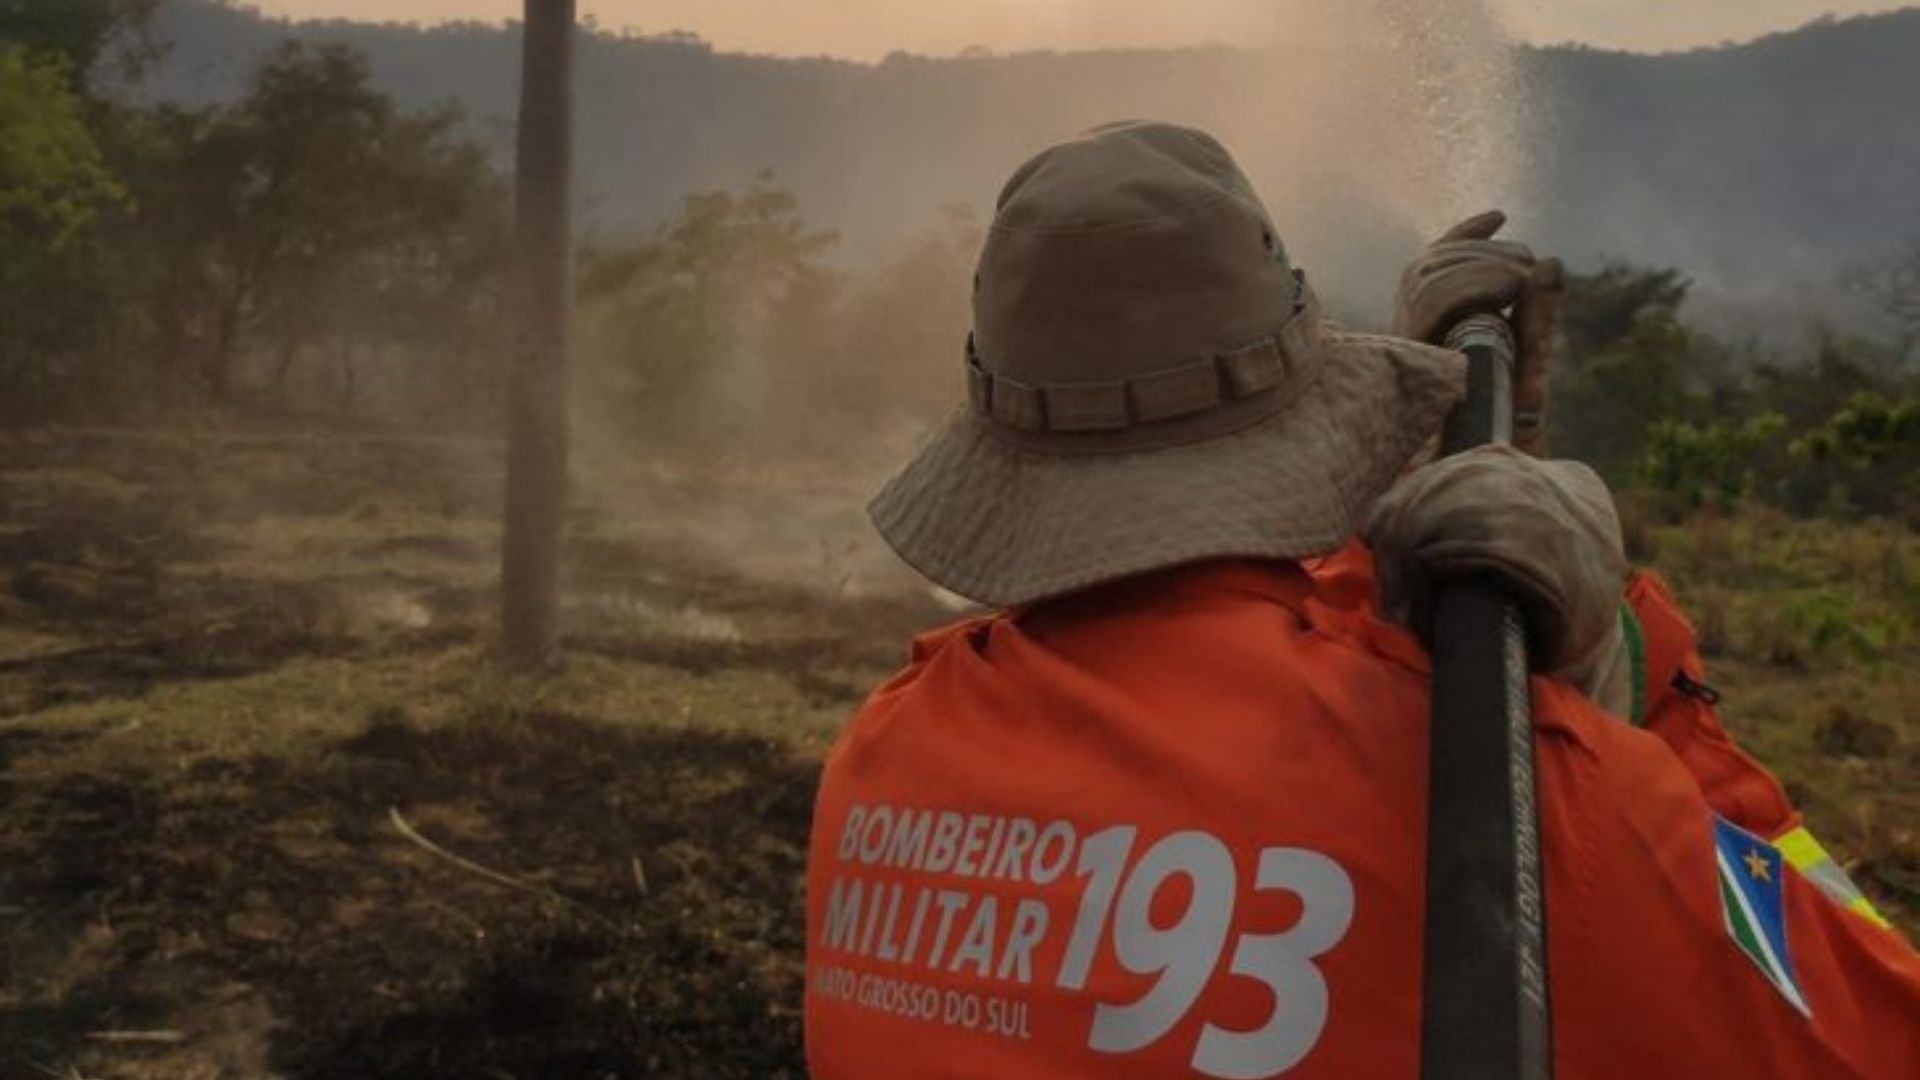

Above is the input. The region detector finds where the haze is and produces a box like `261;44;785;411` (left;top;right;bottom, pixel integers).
249;0;1906;57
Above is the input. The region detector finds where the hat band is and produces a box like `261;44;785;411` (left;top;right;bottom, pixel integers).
966;292;1322;435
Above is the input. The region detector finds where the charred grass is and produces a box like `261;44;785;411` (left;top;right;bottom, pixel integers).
1;706;818;1079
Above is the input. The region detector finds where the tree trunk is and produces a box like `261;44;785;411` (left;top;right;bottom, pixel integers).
499;0;575;670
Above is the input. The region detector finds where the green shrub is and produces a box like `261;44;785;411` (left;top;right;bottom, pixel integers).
1638;413;1786;510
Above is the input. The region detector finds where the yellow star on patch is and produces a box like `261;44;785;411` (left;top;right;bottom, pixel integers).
1743;849;1772;882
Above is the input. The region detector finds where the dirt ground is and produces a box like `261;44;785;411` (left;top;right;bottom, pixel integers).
0;428;1914;1079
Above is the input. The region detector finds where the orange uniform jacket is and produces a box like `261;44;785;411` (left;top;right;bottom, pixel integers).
805;553;1918;1079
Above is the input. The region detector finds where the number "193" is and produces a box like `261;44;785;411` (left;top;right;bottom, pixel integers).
1055;828;1355;1079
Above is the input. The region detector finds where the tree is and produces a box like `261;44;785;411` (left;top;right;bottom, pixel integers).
578;177;839;446
575;192;983;461
500;0;575;670
0;47;123;247
235;44;506;407
1550;265;1720;479
1;26;509;425
125;42;507;406
0;45;128;420
1557;264;1691;359
1789;391;1920;519
0;0;160;422
1639;413;1787;510
838;204;980;445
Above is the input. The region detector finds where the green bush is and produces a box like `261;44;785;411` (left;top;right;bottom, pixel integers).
1639;413;1786;510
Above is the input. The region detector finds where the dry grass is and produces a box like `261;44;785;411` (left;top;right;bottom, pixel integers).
1642;507;1920;927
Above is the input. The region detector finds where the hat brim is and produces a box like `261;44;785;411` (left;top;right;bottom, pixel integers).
868;330;1468;608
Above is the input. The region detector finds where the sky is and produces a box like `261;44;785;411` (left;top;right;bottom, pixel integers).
245;0;1910;58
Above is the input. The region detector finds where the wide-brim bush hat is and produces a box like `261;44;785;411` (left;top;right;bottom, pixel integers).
870;121;1468;608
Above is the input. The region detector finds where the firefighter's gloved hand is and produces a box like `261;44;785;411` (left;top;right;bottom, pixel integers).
1392;210;1536;345
1393;212;1566;458
1363;445;1634;713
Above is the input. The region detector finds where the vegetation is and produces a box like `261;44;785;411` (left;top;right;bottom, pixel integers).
1550;264;1920;523
577;184;976;455
2;9;507;424
0;45;125;247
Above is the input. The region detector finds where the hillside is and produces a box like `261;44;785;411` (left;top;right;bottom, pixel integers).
1528;16;1920;293
135;3;1920;314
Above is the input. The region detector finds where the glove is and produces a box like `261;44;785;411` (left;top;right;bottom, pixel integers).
1363;445;1633;712
1392;210;1535;345
1393;211;1563;456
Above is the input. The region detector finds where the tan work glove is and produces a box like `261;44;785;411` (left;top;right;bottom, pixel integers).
1394;211;1564;456
1364;445;1633;714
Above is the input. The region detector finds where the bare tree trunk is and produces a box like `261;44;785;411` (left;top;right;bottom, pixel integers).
499;0;575;670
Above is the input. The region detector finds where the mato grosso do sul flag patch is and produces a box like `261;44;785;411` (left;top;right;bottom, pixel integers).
1714;815;1811;1017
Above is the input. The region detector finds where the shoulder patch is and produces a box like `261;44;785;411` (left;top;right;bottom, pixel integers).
1713;815;1811;1017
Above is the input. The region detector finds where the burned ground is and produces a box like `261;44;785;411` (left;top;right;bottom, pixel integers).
2;712;818;1079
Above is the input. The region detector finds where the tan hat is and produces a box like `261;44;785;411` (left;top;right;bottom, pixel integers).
869;121;1467;608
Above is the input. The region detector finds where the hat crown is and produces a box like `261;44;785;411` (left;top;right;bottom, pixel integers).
991;121;1270;234
970;122;1315;450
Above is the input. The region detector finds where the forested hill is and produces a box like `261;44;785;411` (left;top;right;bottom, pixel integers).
141;3;1920;302
1525;15;1920;294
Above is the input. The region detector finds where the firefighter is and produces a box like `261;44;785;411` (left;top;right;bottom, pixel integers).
804;121;1917;1078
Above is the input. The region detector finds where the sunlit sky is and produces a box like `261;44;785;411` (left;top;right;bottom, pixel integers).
247;1;1910;58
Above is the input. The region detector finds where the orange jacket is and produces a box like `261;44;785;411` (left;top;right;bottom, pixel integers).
805;555;1917;1078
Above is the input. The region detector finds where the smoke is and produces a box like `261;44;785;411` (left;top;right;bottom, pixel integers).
577;0;1542;598
759;0;1544;321
980;0;1541;318
1260;0;1538;312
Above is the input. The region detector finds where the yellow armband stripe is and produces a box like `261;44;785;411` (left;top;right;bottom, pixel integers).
1774;826;1891;930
